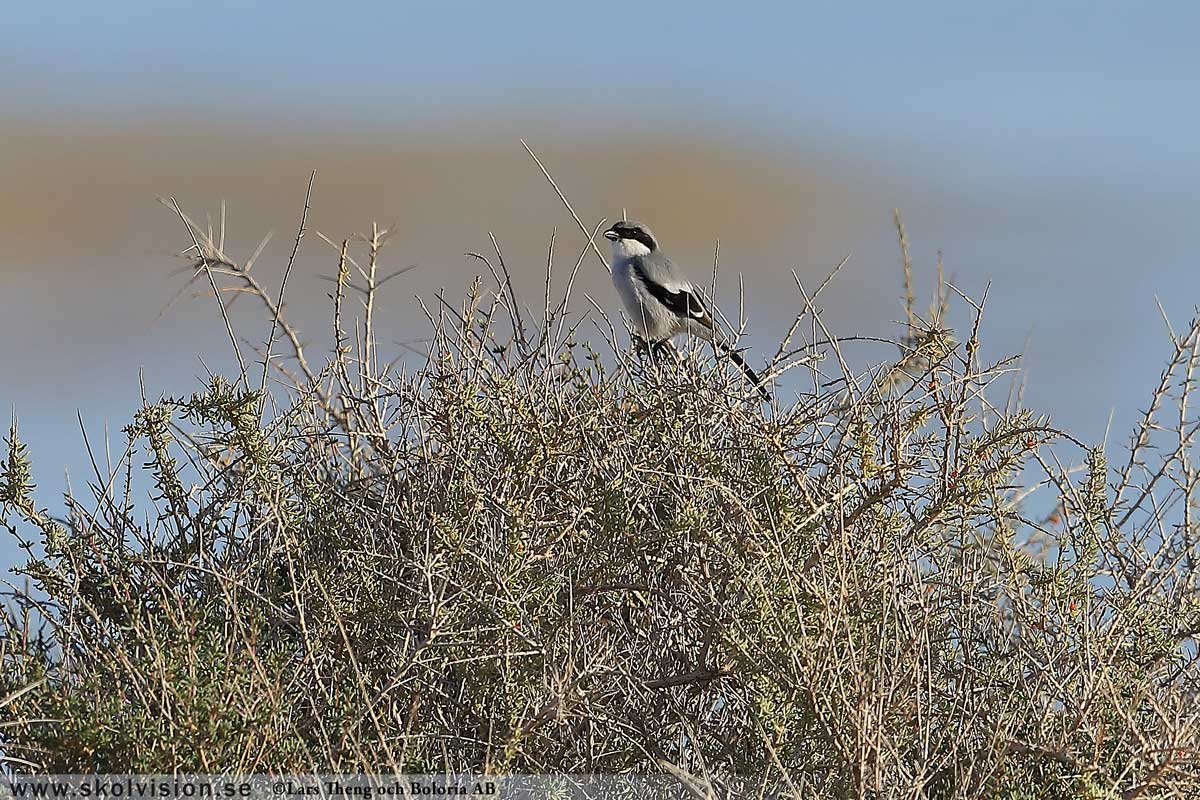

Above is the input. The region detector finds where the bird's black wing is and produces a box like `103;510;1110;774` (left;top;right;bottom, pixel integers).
632;262;714;327
632;261;770;402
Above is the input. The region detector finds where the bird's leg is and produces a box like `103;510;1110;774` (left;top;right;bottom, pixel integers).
646;338;684;371
631;337;681;396
632;335;675;360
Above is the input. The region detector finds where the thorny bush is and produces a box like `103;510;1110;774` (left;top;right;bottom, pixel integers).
2;198;1198;799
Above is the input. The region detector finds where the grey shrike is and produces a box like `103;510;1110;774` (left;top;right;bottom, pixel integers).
604;220;770;402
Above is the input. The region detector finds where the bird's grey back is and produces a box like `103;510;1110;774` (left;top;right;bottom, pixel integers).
631;249;690;292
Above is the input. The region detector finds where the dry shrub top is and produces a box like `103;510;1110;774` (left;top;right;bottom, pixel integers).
2;193;1198;799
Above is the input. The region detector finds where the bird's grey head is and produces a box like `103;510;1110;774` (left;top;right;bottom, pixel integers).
603;220;658;259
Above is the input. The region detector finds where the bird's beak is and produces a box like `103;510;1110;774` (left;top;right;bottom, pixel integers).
603;230;619;241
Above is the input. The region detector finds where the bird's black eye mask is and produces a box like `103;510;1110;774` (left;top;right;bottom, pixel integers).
610;224;657;252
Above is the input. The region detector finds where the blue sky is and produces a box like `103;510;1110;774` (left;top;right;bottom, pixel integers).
8;2;1197;164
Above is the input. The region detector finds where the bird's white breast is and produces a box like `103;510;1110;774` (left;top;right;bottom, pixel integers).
611;257;643;316
610;238;653;260
611;255;678;341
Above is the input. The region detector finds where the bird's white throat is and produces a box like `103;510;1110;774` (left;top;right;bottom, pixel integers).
609;238;653;260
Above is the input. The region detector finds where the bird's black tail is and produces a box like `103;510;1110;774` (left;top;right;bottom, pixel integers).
721;345;772;403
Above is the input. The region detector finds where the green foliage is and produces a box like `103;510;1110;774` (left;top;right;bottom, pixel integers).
1;420;36;511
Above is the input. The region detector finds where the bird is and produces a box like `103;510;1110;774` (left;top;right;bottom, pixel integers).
603;219;770;402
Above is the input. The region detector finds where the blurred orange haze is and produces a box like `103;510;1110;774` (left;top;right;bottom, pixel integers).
2;114;884;382
2;115;864;268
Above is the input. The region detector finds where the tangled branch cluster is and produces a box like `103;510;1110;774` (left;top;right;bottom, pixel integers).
2;193;1198;798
